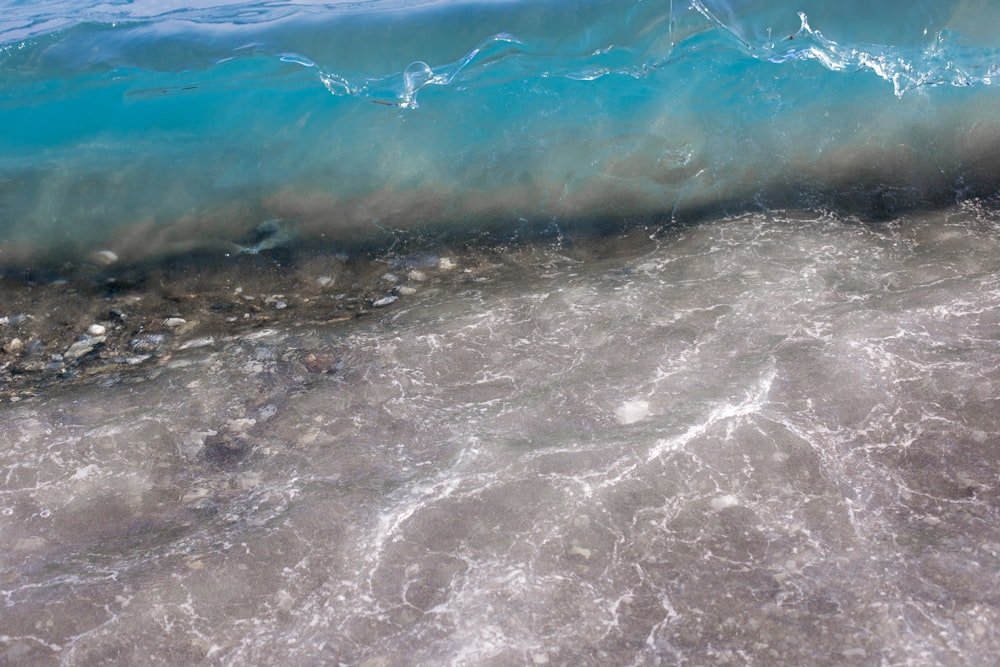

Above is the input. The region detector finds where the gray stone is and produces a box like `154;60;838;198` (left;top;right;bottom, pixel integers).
64;335;105;360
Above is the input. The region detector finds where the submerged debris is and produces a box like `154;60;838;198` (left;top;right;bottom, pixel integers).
235;219;298;255
202;433;254;465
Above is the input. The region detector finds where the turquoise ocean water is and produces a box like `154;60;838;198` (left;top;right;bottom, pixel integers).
3;0;1000;263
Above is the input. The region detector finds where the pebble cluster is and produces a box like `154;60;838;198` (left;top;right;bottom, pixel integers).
0;248;481;402
0;226;660;402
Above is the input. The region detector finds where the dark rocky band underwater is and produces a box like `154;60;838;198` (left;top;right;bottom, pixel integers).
2;1;1000;665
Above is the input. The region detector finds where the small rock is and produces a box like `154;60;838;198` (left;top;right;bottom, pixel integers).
10;359;46;373
2;338;23;354
398;286;417;296
301;353;342;374
87;324;107;336
177;337;215;351
372;295;398;308
437;257;456;271
114;354;152;365
131;334;166;353
381;273;398;283
163;317;186;328
0;314;30;327
316;276;334;288
64;335;105;360
273;301;288;310
406;270;427;282
91;250;119;265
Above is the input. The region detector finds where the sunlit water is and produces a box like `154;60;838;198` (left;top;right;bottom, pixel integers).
3;0;1000;664
4;206;1000;665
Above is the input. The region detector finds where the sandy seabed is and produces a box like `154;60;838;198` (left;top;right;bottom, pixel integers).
2;207;1000;666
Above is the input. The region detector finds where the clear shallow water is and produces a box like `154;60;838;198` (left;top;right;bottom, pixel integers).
3;206;1000;665
3;1;1000;665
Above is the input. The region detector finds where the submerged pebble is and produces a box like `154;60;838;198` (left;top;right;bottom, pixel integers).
131;334;167;353
0;314;31;327
63;335;105;360
111;354;152;365
372;295;398;307
90;250;119;265
177;337;215;350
